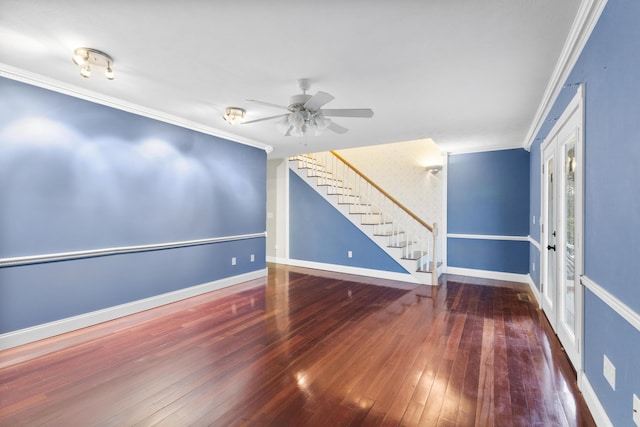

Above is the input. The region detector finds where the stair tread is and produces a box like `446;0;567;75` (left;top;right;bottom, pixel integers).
374;231;405;236
401;251;429;260
388;241;410;248
416;261;443;273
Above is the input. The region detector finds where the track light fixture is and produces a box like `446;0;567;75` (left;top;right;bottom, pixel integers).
72;47;115;80
223;107;246;125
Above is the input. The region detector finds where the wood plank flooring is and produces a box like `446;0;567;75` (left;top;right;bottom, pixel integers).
0;264;595;426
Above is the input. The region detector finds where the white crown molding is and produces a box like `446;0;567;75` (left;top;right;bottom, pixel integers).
524;0;608;150
0;63;273;154
581;275;640;331
444;142;525;155
0;268;267;351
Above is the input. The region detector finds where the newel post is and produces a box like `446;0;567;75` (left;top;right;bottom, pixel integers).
431;222;439;286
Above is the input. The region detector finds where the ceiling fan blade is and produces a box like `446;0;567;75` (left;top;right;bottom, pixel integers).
322;108;374;118
242;114;288;125
304;91;334;110
328;122;349;134
245;99;289;110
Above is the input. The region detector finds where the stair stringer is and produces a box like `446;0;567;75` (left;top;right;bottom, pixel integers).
289;163;434;285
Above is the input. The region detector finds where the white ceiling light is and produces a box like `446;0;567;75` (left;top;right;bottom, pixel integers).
223;107;246;125
72;47;115;80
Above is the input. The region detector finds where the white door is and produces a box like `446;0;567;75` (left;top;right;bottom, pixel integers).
541;145;557;326
540;87;584;373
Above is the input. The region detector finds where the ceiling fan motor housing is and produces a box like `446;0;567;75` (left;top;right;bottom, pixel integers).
288;94;313;111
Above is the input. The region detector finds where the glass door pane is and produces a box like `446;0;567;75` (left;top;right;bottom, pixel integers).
563;142;576;334
546;157;555;311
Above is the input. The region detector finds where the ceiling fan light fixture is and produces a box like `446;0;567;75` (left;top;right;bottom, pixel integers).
223;107;246;125
289;110;305;129
290;125;305;138
72;47;115;81
312;112;330;132
244;80;373;137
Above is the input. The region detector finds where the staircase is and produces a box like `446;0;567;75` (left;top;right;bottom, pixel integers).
289;151;442;285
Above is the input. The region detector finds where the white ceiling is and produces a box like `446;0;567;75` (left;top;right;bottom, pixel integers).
0;0;581;158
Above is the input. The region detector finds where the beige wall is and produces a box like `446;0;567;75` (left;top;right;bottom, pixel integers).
266;158;288;260
335;138;444;228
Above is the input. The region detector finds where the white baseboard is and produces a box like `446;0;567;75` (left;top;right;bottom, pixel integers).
0;269;267;351
527;274;541;307
278;258;420;284
266;256;288;264
445;266;529;284
581;372;614;427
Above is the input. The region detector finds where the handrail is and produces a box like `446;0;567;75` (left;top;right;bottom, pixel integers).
329;150;433;232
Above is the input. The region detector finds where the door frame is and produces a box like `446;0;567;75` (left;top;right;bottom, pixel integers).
540;85;585;374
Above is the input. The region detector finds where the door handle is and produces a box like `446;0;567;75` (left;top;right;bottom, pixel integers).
547;244;556;251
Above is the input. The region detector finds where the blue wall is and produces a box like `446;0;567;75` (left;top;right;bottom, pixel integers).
289;171;407;274
447;149;530;274
529;1;640;424
0;77;267;334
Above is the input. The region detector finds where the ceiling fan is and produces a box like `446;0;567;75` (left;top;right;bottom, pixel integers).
242;79;374;137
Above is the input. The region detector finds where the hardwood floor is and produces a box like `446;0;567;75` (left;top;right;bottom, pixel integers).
0;264;595;426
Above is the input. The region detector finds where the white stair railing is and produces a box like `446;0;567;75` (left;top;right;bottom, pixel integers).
291;151;440;284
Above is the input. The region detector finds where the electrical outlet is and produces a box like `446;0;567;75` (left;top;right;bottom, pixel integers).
532;262;536;272
250;254;255;262
533;215;536;224
603;355;616;390
633;393;640;426
348;251;353;258
231;257;236;266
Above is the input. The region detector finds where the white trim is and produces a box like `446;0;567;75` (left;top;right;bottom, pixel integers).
266;256;289;264
527;274;541;307
581;275;640;331
524;0;608;150
0;269;267;351
444;142;524;155
442;153;449;270
284;161;291;260
0;232;266;268
282;258;421;285
447;233;529;242
539;85;586;373
528;236;542;251
0;63;272;154
445;266;529;283
581;372;614;427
